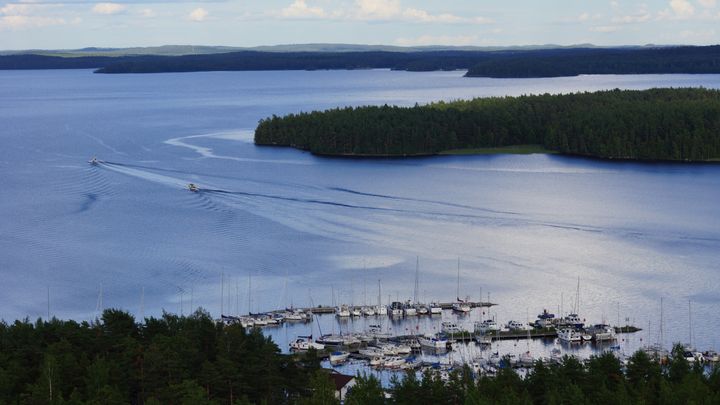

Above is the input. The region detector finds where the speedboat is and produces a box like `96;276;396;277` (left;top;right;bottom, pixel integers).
557;328;582;343
474;319;500;334
506;320;526;331
416;304;429;315
362;306;376;316
335;305;350;318
382;356;406;368
88;156;100;165
329;351;349;365
586;324;616;341
418;334;448;349
187;183;200;192
289;336;324;351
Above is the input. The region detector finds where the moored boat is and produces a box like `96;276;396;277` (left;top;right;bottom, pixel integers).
290;336;325;351
557;328;583;343
329;351;349;364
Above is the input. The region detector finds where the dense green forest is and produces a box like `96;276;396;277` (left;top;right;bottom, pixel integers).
465;45;720;78
254;88;720;161
1;309;719;404
3;45;720;77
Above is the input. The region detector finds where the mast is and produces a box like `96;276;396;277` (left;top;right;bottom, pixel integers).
414;256;419;304
575;276;580;314
220;272;224;316
456;258;461;301
247;272;252;315
660;297;664;349
689;299;693;348
377;279;382;308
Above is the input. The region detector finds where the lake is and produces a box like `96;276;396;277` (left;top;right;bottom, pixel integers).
1;69;718;356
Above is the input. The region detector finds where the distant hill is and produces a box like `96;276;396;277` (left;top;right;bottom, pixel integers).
1;44;718;78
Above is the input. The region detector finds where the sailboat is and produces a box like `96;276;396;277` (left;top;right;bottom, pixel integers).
375;280;388;315
452;258;471;313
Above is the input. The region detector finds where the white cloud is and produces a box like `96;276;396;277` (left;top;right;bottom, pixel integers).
355;0;402;20
589;25;620;32
395;34;480;46
188;7;208;22
92;3;125;15
698;0;717;8
138;8;155;18
669;0;694;16
612;13;651;23
280;0;326;18
0;15;66;30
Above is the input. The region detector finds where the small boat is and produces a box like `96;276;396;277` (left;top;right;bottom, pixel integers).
557;328;582;343
452;299;471;313
390;302;404;317
561;313;585;329
429;302;442;314
703;350;719;362
88;156;100;165
329;351;349;364
316;334;361;348
403;305;417;316
187;183;200;192
519;351;534;367
358;347;384;358
335;305;351;318
506;320;526;331
416;304;429;315
362;306;376;316
441;321;462;334
376;304;388;316
550;348;563;363
290;336;325;351
350;307;362;317
534;309;556;328
474;319;500;334
382;356;406;368
418;334;448;349
586;324;616;341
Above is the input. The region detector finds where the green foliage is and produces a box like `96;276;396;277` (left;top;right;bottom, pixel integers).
254;88;720;162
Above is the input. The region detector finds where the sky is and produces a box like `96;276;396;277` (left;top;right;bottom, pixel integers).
1;0;719;50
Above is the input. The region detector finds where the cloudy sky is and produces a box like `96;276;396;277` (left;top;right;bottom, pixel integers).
1;0;719;50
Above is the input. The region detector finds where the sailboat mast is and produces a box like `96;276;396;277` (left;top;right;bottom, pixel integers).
220;272;224;317
414;256;419;304
377;279;381;308
456;258;460;300
247;272;252;315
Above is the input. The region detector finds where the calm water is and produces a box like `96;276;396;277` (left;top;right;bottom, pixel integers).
1;69;719;356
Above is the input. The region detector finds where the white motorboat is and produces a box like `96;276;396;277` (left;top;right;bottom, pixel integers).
335;305;351;318
382;356;406;368
429;302;442;314
561;313;585;329
329;351;349;364
390;302;404;317
403;305;417;317
416;304;429;315
441;321;462;334
88;156;100;165
239;317;255;328
452;300;471;313
557;328;582;343
289;336;325;351
474;319;500;334
506;320;526;331
358;347;384;358
350;307;362;317
587;324;616;341
362;306;376;316
418;334;448;349
187;183;200;192
703;350;719;363
251;315;269;326
376;304;388;316
535;309;556;328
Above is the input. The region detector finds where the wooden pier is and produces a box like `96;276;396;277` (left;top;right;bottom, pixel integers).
297;301;496;315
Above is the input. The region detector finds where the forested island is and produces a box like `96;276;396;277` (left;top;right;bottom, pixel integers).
254;88;720;162
3;45;720;78
0;309;718;404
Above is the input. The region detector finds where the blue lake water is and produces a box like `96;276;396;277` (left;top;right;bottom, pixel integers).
1;69;719;357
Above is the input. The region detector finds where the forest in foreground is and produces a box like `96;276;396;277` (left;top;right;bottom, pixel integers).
254;88;720;161
0;309;719;404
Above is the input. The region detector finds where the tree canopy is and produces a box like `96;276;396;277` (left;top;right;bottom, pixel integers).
254;88;720;161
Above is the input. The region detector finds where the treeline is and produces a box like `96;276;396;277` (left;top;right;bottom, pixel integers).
254;88;720;161
1;311;718;404
0;309;320;404
466;45;720;78
340;346;719;405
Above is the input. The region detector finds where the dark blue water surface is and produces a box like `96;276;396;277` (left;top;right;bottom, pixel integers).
1;69;719;355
